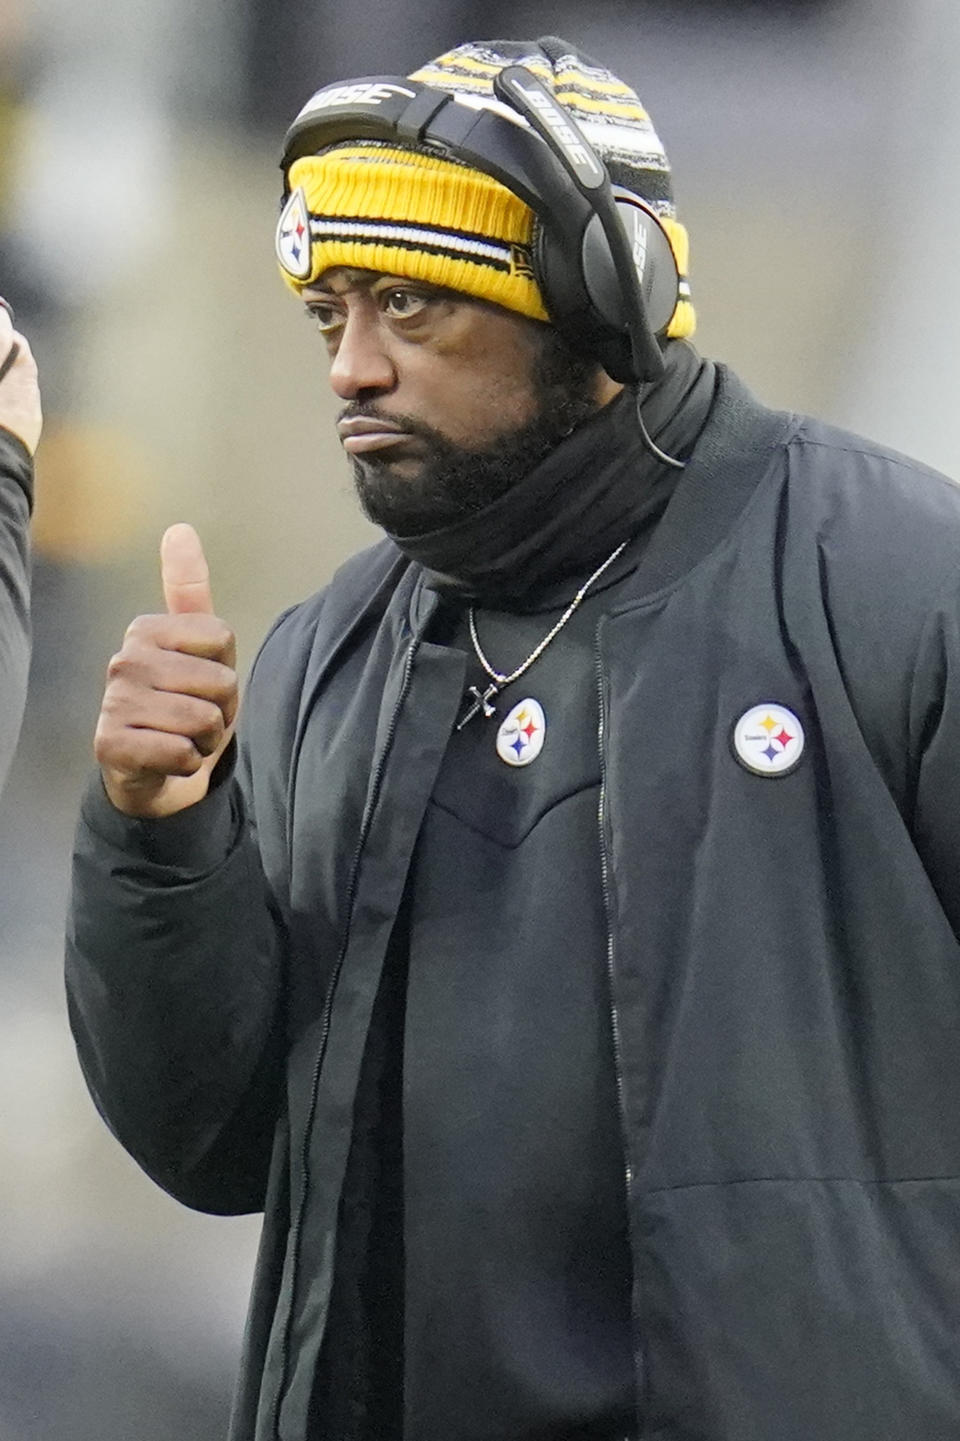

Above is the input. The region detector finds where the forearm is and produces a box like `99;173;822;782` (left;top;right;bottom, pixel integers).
0;430;32;793
65;768;286;1213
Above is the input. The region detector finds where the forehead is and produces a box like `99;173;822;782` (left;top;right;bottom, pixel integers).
303;268;501;311
305;267;410;298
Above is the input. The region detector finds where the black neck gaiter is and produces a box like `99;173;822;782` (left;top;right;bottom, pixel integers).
387;340;716;606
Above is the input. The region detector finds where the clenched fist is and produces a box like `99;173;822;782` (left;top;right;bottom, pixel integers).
0;303;42;456
95;524;239;817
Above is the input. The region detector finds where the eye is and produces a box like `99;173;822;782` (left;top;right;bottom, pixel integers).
305;300;343;334
380;287;429;321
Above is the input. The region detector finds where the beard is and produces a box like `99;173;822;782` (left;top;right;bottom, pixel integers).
343;328;602;537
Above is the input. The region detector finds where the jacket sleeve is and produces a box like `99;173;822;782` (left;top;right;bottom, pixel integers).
65;757;287;1216
0;429;32;795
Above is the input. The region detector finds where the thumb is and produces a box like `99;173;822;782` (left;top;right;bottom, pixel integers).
161;523;214;615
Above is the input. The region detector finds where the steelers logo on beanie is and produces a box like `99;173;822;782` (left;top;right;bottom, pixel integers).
277;37;695;341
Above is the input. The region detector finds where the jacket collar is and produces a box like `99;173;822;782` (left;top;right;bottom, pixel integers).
620;365;796;603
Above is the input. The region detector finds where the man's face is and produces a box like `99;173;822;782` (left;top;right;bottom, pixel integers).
302;267;618;535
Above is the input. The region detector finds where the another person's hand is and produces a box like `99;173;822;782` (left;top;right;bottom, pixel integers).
0;300;42;456
95;524;239;818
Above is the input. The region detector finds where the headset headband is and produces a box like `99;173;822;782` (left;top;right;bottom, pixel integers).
281;76;593;248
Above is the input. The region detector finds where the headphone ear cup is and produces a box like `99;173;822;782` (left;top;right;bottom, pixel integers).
531;218;633;381
531;195;680;368
582;195;680;338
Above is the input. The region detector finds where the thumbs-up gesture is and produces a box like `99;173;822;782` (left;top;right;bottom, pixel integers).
0;301;42;456
95;525;239;817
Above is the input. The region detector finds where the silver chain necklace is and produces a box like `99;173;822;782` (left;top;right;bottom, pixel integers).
455;538;629;730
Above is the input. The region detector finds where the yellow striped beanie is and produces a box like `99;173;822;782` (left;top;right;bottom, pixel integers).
279;37;695;341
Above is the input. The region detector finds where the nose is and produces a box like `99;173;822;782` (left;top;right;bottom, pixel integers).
327;307;396;401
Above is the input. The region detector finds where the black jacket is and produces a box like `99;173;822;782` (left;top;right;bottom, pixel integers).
67;368;960;1439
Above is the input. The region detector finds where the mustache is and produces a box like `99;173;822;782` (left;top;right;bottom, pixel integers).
336;402;436;442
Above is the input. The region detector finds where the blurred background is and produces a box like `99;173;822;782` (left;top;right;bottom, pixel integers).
1;0;959;1435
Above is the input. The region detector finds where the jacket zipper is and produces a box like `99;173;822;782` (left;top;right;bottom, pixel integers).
272;636;419;1439
595;642;644;1430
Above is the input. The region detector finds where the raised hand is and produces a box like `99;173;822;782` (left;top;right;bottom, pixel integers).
94;524;239;817
0;301;41;456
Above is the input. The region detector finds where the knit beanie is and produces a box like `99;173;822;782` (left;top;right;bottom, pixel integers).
278;37;695;340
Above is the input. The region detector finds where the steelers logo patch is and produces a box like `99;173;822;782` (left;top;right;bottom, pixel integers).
496;699;546;767
732;703;805;777
276;187;313;281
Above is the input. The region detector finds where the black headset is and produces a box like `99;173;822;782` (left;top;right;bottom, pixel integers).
278;65;681;389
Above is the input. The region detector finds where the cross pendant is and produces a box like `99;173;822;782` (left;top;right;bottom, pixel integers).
456;682;500;731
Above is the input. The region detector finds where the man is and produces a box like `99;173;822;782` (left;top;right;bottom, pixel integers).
0;299;41;793
66;36;960;1441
